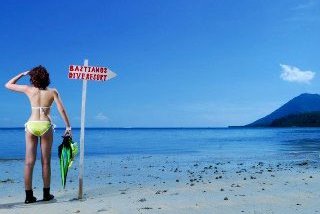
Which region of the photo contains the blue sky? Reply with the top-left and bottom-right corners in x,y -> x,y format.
1,0 -> 320,127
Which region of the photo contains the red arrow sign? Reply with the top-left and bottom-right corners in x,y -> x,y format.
68,65 -> 117,81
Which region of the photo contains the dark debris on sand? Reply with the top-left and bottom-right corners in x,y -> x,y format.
138,198 -> 147,202
0,178 -> 14,183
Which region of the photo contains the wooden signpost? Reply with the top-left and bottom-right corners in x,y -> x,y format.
68,59 -> 117,199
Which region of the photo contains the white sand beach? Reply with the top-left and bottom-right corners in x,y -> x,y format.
0,155 -> 319,214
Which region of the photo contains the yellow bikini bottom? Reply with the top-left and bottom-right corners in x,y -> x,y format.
25,121 -> 53,137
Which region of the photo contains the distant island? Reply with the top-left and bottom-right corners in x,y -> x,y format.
244,93 -> 320,127
270,111 -> 320,127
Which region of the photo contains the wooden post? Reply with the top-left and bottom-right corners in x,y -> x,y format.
78,59 -> 88,199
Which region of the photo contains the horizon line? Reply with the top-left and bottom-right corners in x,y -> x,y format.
0,126 -> 230,129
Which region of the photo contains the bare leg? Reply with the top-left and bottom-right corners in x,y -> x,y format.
24,131 -> 38,190
40,128 -> 53,188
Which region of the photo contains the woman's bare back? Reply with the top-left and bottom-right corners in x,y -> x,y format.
27,87 -> 55,121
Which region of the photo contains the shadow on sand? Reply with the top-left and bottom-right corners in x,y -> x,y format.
0,199 -> 57,209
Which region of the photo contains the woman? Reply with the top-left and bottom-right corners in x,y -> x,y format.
5,65 -> 72,204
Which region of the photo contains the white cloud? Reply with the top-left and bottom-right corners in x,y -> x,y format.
280,64 -> 315,84
285,1 -> 319,23
292,1 -> 316,10
95,112 -> 109,121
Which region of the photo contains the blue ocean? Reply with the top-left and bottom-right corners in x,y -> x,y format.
1,128 -> 320,162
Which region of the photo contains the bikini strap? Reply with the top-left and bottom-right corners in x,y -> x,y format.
31,106 -> 51,109
31,106 -> 51,114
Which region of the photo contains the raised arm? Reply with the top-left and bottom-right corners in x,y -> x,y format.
53,89 -> 72,136
5,71 -> 30,93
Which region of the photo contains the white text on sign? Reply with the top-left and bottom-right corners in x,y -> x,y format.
68,65 -> 111,81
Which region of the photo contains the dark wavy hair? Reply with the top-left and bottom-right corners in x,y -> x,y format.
29,65 -> 50,89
